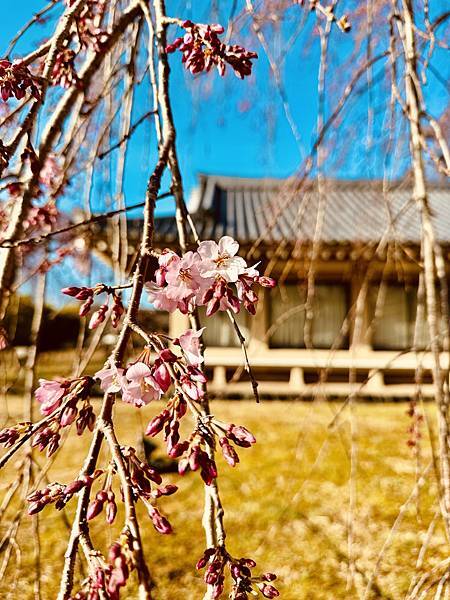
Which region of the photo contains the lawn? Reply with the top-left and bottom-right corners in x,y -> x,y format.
0,395 -> 447,600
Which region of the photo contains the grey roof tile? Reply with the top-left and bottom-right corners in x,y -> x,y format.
152,175 -> 450,245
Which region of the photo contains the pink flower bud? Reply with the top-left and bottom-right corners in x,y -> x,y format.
159,348 -> 177,363
28,501 -> 45,515
152,362 -> 171,392
261,584 -> 280,598
96,490 -> 108,502
206,297 -> 220,317
64,480 -> 85,496
156,484 -> 178,496
87,498 -> 104,520
258,276 -> 276,288
178,457 -> 189,476
61,286 -> 81,297
60,406 -> 77,427
226,424 -> 256,447
145,410 -> 170,437
168,440 -> 189,458
149,507 -> 173,534
106,500 -> 117,524
79,296 -> 93,317
219,437 -> 239,467
196,548 -> 215,570
89,304 -> 108,329
74,288 -> 93,300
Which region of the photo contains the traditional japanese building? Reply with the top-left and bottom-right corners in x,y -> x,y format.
100,175 -> 450,398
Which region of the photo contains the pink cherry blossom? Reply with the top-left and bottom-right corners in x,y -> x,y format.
35,379 -> 67,415
145,281 -> 179,313
178,328 -> 205,366
197,236 -> 247,282
165,251 -> 208,302
121,362 -> 162,407
94,365 -> 124,393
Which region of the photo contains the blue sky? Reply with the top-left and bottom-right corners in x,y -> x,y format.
3,1 -> 448,216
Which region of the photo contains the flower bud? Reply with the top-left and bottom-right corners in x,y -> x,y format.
79,296 -> 93,317
168,441 -> 189,458
74,287 -> 93,300
89,303 -> 108,330
159,348 -> 177,363
87,498 -> 104,521
149,506 -> 173,535
206,297 -> 220,317
61,286 -> 82,297
60,405 -> 77,427
219,437 -> 239,467
145,411 -> 170,437
64,479 -> 85,496
106,500 -> 117,524
226,424 -> 256,447
28,501 -> 45,515
261,584 -> 280,598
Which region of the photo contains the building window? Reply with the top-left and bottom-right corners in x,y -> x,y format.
199,307 -> 250,348
369,284 -> 430,350
269,283 -> 348,349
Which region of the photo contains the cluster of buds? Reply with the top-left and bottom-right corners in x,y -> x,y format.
177,434 -> 218,485
62,283 -> 124,329
27,470 -> 102,515
21,377 -> 96,457
67,0 -> 108,51
206,421 -> 256,471
123,446 -> 175,534
147,394 -> 218,485
71,533 -> 135,600
87,488 -> 117,524
51,47 -> 79,88
197,547 -> 279,599
32,423 -> 61,456
146,393 -> 187,449
146,236 -> 275,317
0,59 -> 41,101
166,21 -> 258,79
0,421 -> 32,448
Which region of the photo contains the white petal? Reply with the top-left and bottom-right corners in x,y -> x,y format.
218,236 -> 239,256
197,240 -> 219,260
126,362 -> 152,381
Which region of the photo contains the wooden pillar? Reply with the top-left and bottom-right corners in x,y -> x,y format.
350,266 -> 372,350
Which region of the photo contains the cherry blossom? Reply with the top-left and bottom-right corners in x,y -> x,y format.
146,281 -> 180,313
35,379 -> 68,415
121,362 -> 162,406
197,236 -> 247,282
165,251 -> 207,302
177,328 -> 205,366
94,365 -> 124,393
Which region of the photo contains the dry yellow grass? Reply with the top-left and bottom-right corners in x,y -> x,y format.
0,397 -> 446,599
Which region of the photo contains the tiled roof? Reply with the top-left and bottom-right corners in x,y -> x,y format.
150,175 -> 450,246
